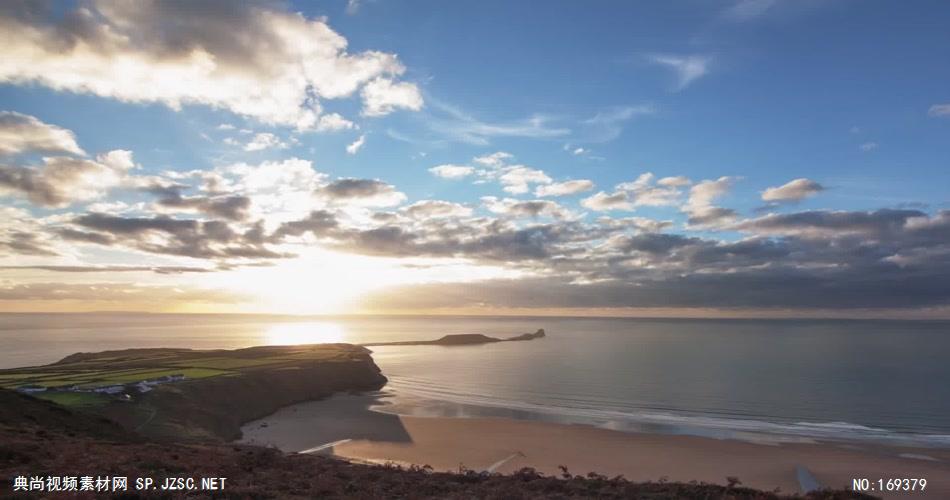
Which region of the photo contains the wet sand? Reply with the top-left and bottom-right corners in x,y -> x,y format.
239,394 -> 950,499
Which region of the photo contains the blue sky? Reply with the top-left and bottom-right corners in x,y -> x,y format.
0,0 -> 949,316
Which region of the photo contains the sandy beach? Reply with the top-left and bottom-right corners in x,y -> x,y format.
239,394 -> 950,499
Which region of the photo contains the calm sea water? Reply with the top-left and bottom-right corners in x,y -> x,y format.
2,313 -> 949,447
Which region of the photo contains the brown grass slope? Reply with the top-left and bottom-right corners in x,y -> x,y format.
0,388 -> 877,500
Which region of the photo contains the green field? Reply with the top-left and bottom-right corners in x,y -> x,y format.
33,391 -> 110,408
0,344 -> 355,395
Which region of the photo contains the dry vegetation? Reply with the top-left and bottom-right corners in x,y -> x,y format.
0,389 -> 878,499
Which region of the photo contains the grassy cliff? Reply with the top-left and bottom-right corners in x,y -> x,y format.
0,344 -> 387,441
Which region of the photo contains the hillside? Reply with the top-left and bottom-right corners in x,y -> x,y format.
0,344 -> 387,441
0,388 -> 875,499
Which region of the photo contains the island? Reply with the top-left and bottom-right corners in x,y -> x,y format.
362,328 -> 546,347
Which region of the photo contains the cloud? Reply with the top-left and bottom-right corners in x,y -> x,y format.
440,152 -> 559,195
0,282 -> 245,305
498,166 -> 552,194
361,78 -> 424,117
733,208 -> 927,238
0,207 -> 62,256
535,179 -> 595,197
0,111 -> 85,157
244,133 -> 288,152
723,0 -> 779,21
429,164 -> 475,179
64,212 -> 285,261
473,152 -> 514,168
859,141 -> 878,152
356,209 -> 950,312
684,176 -> 737,227
581,191 -> 633,211
0,150 -> 136,208
316,178 -> 407,207
0,1 -> 421,129
425,101 -> 569,145
580,173 -> 690,212
152,191 -> 252,221
482,197 -> 574,220
0,265 -> 211,274
580,105 -> 655,142
927,104 -> 950,117
346,134 -> 366,154
403,200 -> 472,219
761,178 -> 825,202
314,113 -> 356,132
649,54 -> 712,90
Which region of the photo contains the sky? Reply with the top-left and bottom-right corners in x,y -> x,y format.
0,0 -> 949,317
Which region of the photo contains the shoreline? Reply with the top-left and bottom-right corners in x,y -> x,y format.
239,393 -> 950,499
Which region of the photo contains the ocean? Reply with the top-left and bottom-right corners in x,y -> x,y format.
2,313 -> 948,447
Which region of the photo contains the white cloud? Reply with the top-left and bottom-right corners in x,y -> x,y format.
581,191 -> 633,211
684,177 -> 738,227
0,111 -> 85,157
582,173 -> 690,212
346,135 -> 366,154
314,113 -> 356,132
429,164 -> 475,179
244,133 -> 289,152
498,166 -> 552,194
361,78 -> 424,117
761,178 -> 825,202
217,123 -> 236,131
618,173 -> 688,207
0,2 -> 420,129
426,101 -> 569,145
473,151 -> 514,168
225,158 -> 325,194
657,176 -> 691,187
572,147 -> 587,156
929,104 -> 950,117
403,200 -> 472,219
0,150 -> 136,208
580,105 -> 655,142
535,179 -> 595,197
859,142 -> 878,152
649,54 -> 712,91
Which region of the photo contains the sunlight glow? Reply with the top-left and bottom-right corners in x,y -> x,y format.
264,322 -> 346,345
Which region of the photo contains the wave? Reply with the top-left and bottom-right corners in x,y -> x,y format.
380,376 -> 950,448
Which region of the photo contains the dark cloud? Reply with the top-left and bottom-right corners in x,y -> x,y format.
0,265 -> 211,274
157,193 -> 252,221
361,261 -> 950,311
0,282 -> 245,304
320,178 -> 387,198
272,210 -> 339,239
340,208 -> 950,311
67,213 -> 287,260
0,154 -> 131,207
686,207 -> 737,227
0,231 -> 58,256
734,209 -> 926,237
316,178 -> 405,206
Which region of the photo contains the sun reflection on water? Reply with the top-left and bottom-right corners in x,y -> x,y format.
264,322 -> 346,345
